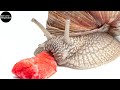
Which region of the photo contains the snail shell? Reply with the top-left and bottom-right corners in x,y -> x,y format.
32,11 -> 120,70
46,11 -> 120,36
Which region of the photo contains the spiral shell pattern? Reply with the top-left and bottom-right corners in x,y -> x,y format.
46,11 -> 120,36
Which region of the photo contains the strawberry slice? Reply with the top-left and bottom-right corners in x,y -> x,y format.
36,52 -> 57,71
12,51 -> 57,79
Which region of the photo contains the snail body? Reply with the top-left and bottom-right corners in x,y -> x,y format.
32,11 -> 120,70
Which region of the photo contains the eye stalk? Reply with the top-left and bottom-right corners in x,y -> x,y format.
63,19 -> 71,45
32,18 -> 71,44
31,18 -> 53,40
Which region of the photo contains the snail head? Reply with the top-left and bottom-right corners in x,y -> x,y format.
31,18 -> 84,65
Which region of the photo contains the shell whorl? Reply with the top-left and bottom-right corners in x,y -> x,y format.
46,11 -> 120,36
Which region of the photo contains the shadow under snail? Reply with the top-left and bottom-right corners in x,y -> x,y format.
31,11 -> 120,70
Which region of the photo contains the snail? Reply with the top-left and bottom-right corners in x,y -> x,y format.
31,11 -> 120,70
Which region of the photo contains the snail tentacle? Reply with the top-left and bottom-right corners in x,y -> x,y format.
63,19 -> 71,45
31,18 -> 52,40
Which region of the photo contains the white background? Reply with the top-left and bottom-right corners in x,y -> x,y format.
0,11 -> 120,79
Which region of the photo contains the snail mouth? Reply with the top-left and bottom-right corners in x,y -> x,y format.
47,50 -> 54,58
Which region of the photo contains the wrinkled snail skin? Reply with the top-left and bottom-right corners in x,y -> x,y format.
32,11 -> 120,70
34,32 -> 120,69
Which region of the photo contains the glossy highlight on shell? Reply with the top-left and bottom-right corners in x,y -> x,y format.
32,11 -> 120,70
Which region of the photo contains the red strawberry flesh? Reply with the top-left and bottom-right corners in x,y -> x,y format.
12,51 -> 57,79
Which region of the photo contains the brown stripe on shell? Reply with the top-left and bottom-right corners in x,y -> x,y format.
47,11 -> 98,31
89,11 -> 120,25
46,11 -> 120,36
